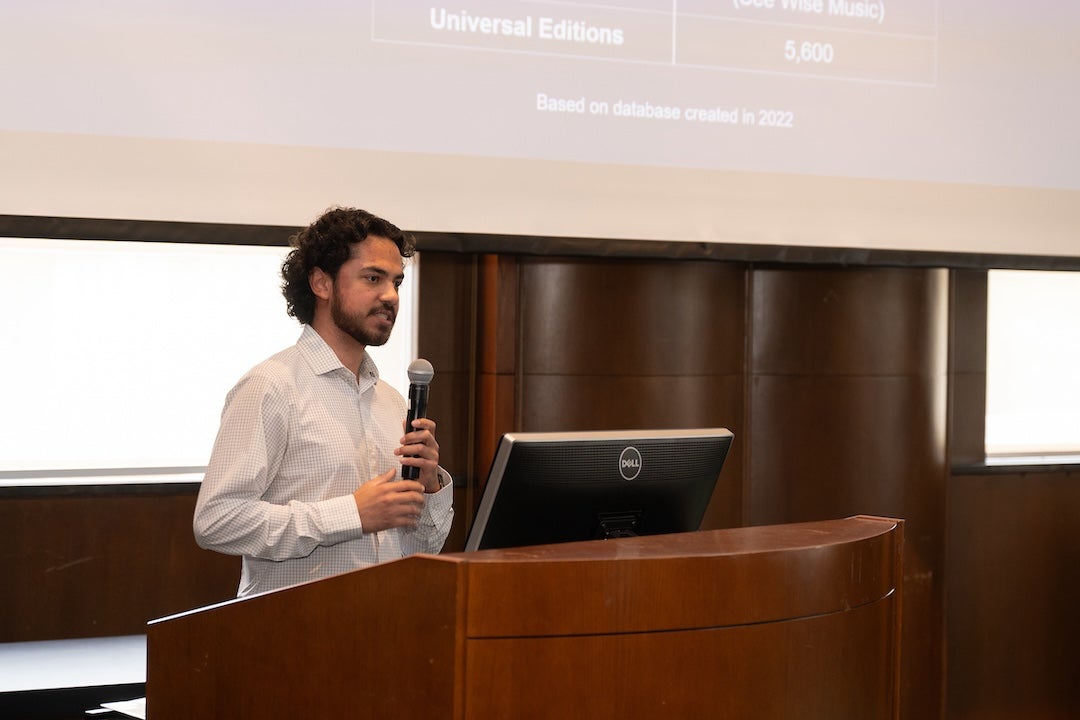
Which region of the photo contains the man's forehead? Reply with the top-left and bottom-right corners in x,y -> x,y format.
349,236 -> 404,267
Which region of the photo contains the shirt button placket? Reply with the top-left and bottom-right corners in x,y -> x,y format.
355,379 -> 383,559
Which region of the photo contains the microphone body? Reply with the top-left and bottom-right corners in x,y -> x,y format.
402,359 -> 434,480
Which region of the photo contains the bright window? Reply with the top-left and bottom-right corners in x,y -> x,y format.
0,237 -> 417,485
985,270 -> 1080,459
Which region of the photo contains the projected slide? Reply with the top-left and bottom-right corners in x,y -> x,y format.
416,0 -> 933,86
366,0 -> 953,180
1,0 -> 1077,256
0,0 -> 1068,185
379,1 -> 937,110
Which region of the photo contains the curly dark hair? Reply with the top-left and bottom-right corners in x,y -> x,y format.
281,207 -> 416,324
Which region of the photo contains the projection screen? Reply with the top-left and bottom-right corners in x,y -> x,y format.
1,0 -> 1078,258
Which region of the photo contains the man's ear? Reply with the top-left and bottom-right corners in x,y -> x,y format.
309,267 -> 333,302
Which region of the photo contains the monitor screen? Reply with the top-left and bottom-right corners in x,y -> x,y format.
464,428 -> 734,552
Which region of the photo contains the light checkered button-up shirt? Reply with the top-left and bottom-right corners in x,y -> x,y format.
194,324 -> 454,597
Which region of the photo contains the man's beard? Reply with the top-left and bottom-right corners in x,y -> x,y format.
330,290 -> 394,347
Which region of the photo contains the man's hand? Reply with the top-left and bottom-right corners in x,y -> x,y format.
352,469 -> 425,533
395,417 -> 442,493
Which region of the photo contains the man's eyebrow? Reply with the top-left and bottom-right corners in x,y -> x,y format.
360,265 -> 405,280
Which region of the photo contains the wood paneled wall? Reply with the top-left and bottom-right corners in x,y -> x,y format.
748,266 -> 949,720
947,469 -> 1080,720
0,487 -> 237,642
414,251 -> 479,552
472,256 -> 748,531
4,251 -> 1077,720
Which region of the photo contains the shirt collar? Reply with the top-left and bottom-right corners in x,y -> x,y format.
297,324 -> 381,385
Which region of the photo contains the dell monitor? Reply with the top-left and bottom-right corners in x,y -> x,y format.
464,428 -> 734,552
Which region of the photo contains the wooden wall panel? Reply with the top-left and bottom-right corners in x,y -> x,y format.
518,258 -> 745,376
0,488 -> 238,642
748,266 -> 949,720
513,257 -> 747,530
472,254 -> 520,518
749,375 -> 945,522
416,251 -> 476,474
949,269 -> 988,465
947,470 -> 1080,720
520,375 -> 743,431
751,266 -> 947,376
416,251 -> 479,552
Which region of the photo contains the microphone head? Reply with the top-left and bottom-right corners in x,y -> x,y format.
407,358 -> 434,385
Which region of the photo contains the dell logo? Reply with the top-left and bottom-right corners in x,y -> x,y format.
619,446 -> 642,480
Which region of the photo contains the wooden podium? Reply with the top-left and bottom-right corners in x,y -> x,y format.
147,515 -> 902,719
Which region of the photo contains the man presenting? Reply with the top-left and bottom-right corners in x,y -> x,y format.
194,206 -> 453,597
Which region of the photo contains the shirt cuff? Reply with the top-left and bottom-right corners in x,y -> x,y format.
318,493 -> 365,542
422,471 -> 453,517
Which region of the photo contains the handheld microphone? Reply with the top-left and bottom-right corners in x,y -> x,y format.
402,358 -> 434,480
